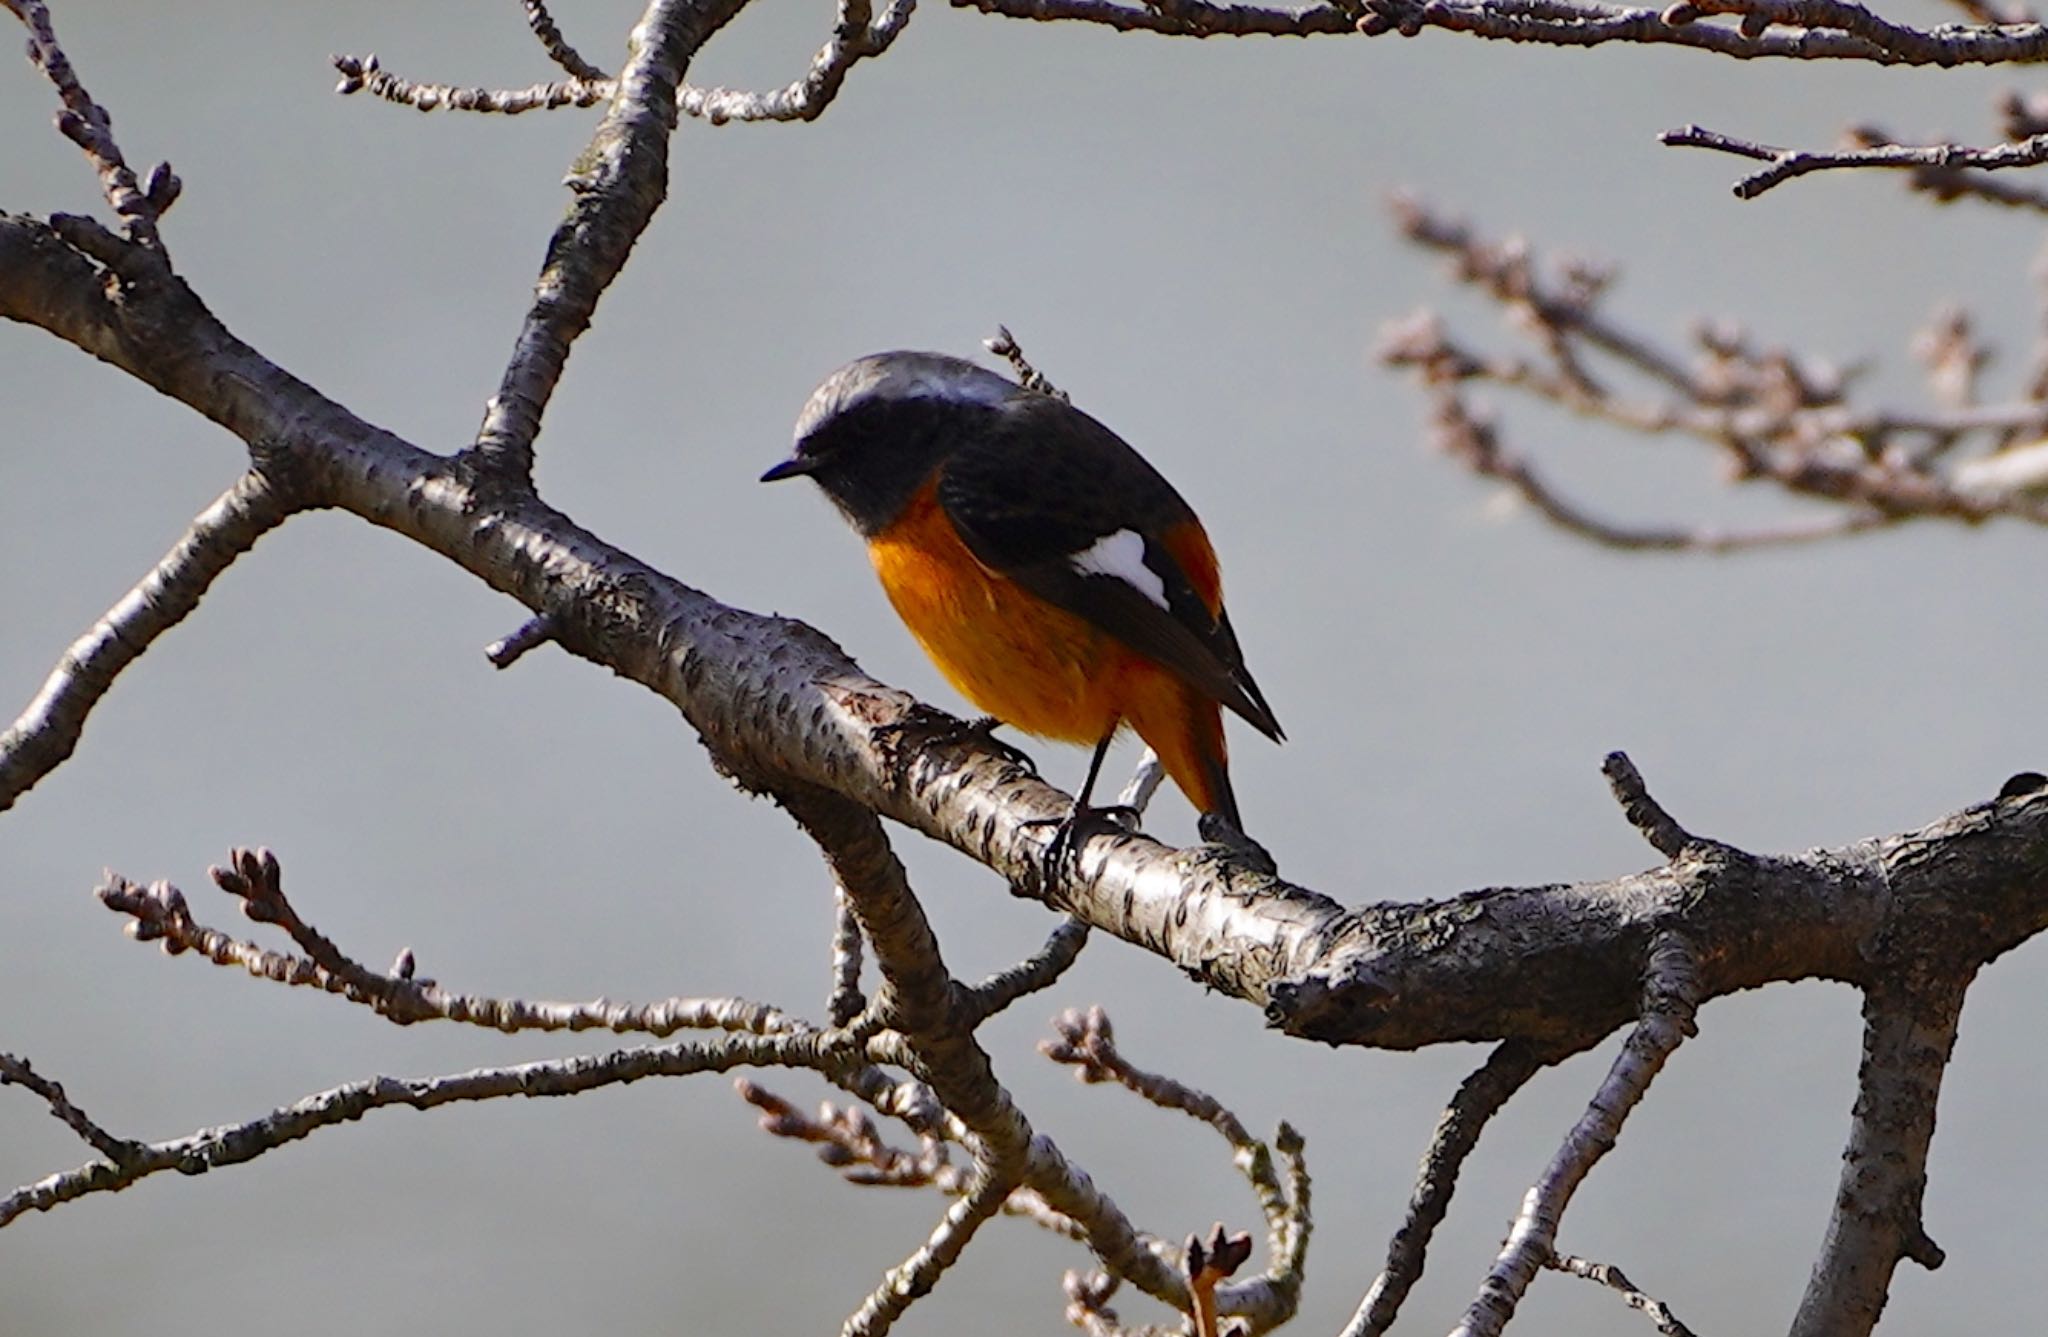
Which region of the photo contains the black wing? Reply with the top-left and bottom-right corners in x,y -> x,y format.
936,394 -> 1283,741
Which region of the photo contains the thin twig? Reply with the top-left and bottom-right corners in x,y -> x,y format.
0,1054 -> 143,1166
1418,383 -> 1897,552
1043,1007 -> 1255,1140
986,325 -> 1074,401
1041,1006 -> 1313,1324
738,1080 -> 1088,1236
3,1028 -> 860,1229
1386,198 -> 2048,554
845,1150 -> 1021,1336
1790,969 -> 1966,1334
524,0 -> 612,80
1546,1253 -> 1701,1337
1340,1041 -> 1550,1337
331,54 -> 612,114
1848,122 -> 2048,215
1064,1270 -> 1178,1336
678,0 -> 917,123
1453,934 -> 1704,1337
6,0 -> 173,248
960,918 -> 1090,1023
1663,122 -> 2048,200
99,863 -> 801,1036
1391,194 -> 1701,401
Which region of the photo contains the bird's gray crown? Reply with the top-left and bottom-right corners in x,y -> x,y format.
793,351 -> 1020,443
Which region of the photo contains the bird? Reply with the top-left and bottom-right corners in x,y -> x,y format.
761,350 -> 1282,853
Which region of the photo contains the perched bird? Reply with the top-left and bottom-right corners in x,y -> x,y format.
762,350 -> 1282,846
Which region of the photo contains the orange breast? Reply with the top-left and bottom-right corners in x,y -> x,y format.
869,483 -> 1124,743
866,482 -> 1231,816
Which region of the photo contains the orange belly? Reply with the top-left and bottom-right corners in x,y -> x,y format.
868,483 -> 1228,813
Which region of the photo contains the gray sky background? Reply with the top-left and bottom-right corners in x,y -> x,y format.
3,2 -> 2044,1334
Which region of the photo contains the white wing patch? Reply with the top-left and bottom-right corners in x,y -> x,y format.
1070,529 -> 1169,610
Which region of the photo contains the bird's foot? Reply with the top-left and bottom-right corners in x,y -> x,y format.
1196,811 -> 1279,876
1025,802 -> 1143,883
952,715 -> 1038,775
875,706 -> 1038,778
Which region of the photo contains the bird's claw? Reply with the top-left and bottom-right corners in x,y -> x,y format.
1025,803 -> 1143,883
874,707 -> 1038,778
955,715 -> 1039,775
1196,811 -> 1278,875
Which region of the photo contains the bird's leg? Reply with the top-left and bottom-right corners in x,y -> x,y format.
1026,732 -> 1143,878
1071,733 -> 1144,830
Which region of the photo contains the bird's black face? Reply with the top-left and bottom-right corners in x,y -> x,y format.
763,393 -> 1000,538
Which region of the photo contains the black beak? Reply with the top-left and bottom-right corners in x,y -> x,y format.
760,456 -> 819,483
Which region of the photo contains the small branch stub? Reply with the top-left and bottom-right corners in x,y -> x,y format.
486,612 -> 560,668
1603,751 -> 1697,859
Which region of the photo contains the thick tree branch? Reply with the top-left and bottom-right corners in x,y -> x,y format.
10,203 -> 2048,1065
781,794 -> 1286,1331
7,4 -> 2048,1330
0,470 -> 295,813
955,0 -> 1355,37
1791,963 -> 1970,1333
830,886 -> 871,1027
1356,0 -> 2048,61
459,0 -> 751,487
